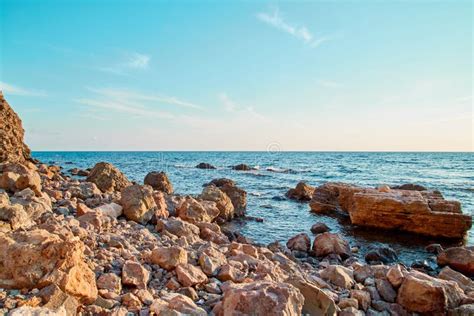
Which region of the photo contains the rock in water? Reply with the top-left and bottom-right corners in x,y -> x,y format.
195,162 -> 216,169
0,93 -> 31,163
286,181 -> 315,201
86,162 -> 131,192
232,164 -> 252,171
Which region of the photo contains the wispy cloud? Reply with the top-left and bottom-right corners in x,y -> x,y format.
218,93 -> 265,120
0,81 -> 48,97
257,7 -> 328,47
99,52 -> 151,75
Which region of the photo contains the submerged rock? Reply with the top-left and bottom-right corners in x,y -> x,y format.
195,162 -> 216,170
232,164 -> 252,171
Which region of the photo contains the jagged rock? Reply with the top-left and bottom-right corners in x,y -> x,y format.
86,162 -> 131,193
397,270 -> 465,313
0,163 -> 42,196
150,294 -> 207,315
350,289 -> 371,311
438,246 -> 474,277
365,245 -> 398,264
320,265 -> 355,289
150,246 -> 188,271
93,202 -> 122,218
122,260 -> 149,289
439,266 -> 474,292
0,93 -> 31,163
96,273 -> 122,294
213,281 -> 304,316
0,229 -> 97,304
68,182 -> 101,200
9,188 -> 52,221
195,162 -> 216,170
386,264 -> 405,288
176,196 -> 220,223
198,245 -> 227,276
286,181 -> 315,201
0,192 -> 32,230
287,277 -> 337,315
209,178 -> 247,217
287,233 -> 311,252
375,278 -> 397,303
120,184 -> 156,224
309,182 -> 472,238
200,185 -> 234,220
156,217 -> 200,240
152,191 -> 169,219
175,263 -> 208,287
144,171 -> 173,194
312,232 -> 351,258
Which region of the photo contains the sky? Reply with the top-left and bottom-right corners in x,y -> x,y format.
0,0 -> 472,151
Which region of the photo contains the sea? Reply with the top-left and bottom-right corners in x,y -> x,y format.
32,151 -> 474,266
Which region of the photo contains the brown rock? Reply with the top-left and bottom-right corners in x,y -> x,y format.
312,232 -> 351,258
150,246 -> 188,270
320,265 -> 355,289
286,181 -> 315,201
439,266 -> 474,292
0,229 -> 97,304
175,263 -> 208,287
86,162 -> 131,193
152,191 -> 169,219
209,178 -> 247,217
156,217 -> 200,239
144,171 -> 173,194
120,184 -> 156,224
97,273 -> 122,294
176,196 -> 220,223
0,163 -> 42,196
198,246 -> 227,276
310,222 -> 330,234
122,260 -> 149,289
200,185 -> 234,220
93,202 -> 123,218
286,233 -> 311,252
438,246 -> 474,277
213,281 -> 304,316
0,93 -> 31,163
150,294 -> 207,315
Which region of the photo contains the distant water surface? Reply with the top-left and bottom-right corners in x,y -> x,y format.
33,151 -> 474,265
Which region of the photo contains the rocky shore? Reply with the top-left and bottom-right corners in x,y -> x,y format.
1,92 -> 474,316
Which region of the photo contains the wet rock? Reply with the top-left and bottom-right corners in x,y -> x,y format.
310,222 -> 330,234
200,185 -> 234,220
175,263 -> 208,287
312,232 -> 351,259
286,233 -> 311,252
391,183 -> 427,191
0,94 -> 31,163
176,196 -> 220,223
232,164 -> 252,171
120,184 -> 156,224
196,162 -> 216,170
86,162 -> 131,193
286,181 -> 315,201
438,246 -> 474,277
213,281 -> 304,316
150,246 -> 188,271
144,171 -> 173,194
425,243 -> 444,254
0,229 -> 97,304
122,260 -> 150,289
365,245 -> 398,264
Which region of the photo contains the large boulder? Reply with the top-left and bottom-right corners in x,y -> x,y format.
309,182 -> 472,239
9,188 -> 52,221
286,181 -> 315,201
312,232 -> 351,258
0,191 -> 33,230
0,229 -> 97,304
396,270 -> 465,313
200,185 -> 234,220
0,93 -> 31,163
120,184 -> 157,224
150,246 -> 188,271
144,171 -> 173,194
0,163 -> 42,196
213,281 -> 304,316
86,162 -> 131,193
208,178 -> 247,217
156,217 -> 200,240
437,246 -> 474,277
286,233 -> 311,252
176,196 -> 220,223
150,294 -> 207,316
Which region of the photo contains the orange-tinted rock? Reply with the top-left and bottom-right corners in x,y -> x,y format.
144,171 -> 173,194
150,246 -> 188,271
150,294 -> 207,315
120,184 -> 156,224
209,178 -> 247,217
0,93 -> 31,163
287,233 -> 311,252
122,260 -> 149,289
312,232 -> 351,258
286,181 -> 315,201
0,163 -> 42,196
152,191 -> 169,219
176,196 -> 220,223
437,246 -> 474,277
175,263 -> 208,287
86,162 -> 131,193
200,185 -> 234,220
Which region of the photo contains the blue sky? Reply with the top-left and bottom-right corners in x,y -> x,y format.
0,0 -> 472,151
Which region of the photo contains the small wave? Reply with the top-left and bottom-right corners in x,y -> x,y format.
173,164 -> 191,168
250,192 -> 262,196
266,167 -> 295,173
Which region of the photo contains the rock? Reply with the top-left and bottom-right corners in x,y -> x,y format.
8,306 -> 67,316
176,196 -> 220,223
152,191 -> 169,219
232,164 -> 252,171
209,178 -> 247,217
386,264 -> 405,288
97,273 -> 122,294
426,243 -> 444,254
438,247 -> 474,276
144,171 -> 173,194
200,185 -> 234,220
397,271 -> 465,313
391,183 -> 427,191
0,229 -> 97,304
68,182 -> 101,200
77,211 -> 114,231
93,202 -> 122,218
121,292 -> 142,311
312,232 -> 351,258
287,277 -> 337,315
175,263 -> 208,287
150,246 -> 188,271
120,184 -> 157,224
365,245 -> 398,264
0,192 -> 32,230
39,284 -> 79,315
156,217 -> 200,239
195,162 -> 216,170
310,222 -> 330,234
213,281 -> 304,316
286,181 -> 315,201
122,260 -> 150,289
320,265 -> 355,289
439,266 -> 474,292
217,264 -> 245,282
86,162 -> 131,193
10,188 -> 52,220
449,304 -> 474,315
375,278 -> 397,303
309,182 -> 472,238
150,294 -> 207,316
286,233 -> 311,252
0,163 -> 42,196
339,297 -> 359,309
351,289 -> 371,311
0,93 -> 31,163
198,246 -> 227,276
